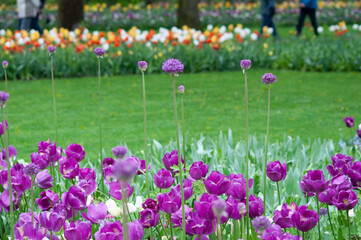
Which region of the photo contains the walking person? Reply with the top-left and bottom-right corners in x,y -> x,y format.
17,0 -> 41,31
260,0 -> 278,37
296,0 -> 319,36
31,0 -> 45,35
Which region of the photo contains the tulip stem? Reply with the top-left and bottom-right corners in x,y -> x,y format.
302,232 -> 305,240
50,55 -> 58,142
158,213 -> 170,238
168,214 -> 174,240
315,193 -> 322,240
4,68 -> 9,145
276,182 -> 281,206
141,71 -> 150,199
121,180 -> 128,240
171,74 -> 186,240
326,204 -> 336,239
2,107 -> 13,240
97,58 -> 103,162
31,176 -> 35,222
347,210 -> 351,240
263,85 -> 271,211
243,69 -> 250,240
181,94 -> 186,165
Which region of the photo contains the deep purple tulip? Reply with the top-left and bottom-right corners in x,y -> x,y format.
53,203 -> 75,220
11,166 -> 32,193
109,181 -> 134,200
78,168 -> 97,195
112,156 -> 140,180
249,194 -> 265,219
14,218 -> 46,240
61,185 -> 87,210
343,116 -> 354,128
204,171 -> 231,196
140,209 -> 160,228
0,189 -> 21,212
138,61 -> 148,72
59,157 -> 79,179
300,180 -> 316,197
38,139 -> 62,163
194,193 -> 219,220
94,220 -> 123,240
39,211 -> 65,232
331,174 -> 352,191
327,154 -> 353,177
112,145 -> 127,158
81,202 -> 107,224
189,161 -> 209,180
154,168 -> 174,189
301,170 -> 329,193
291,205 -> 319,232
273,202 -> 298,229
35,190 -> 59,211
65,143 -> 86,162
262,224 -> 283,240
142,198 -> 159,212
135,156 -> 150,175
357,129 -> 361,138
332,189 -> 359,210
347,161 -> 361,188
162,150 -> 185,173
127,220 -> 144,240
186,212 -> 215,236
157,189 -> 182,214
64,220 -> 92,240
227,173 -> 253,200
266,161 -> 287,182
31,152 -> 50,170
173,179 -> 193,200
171,205 -> 192,228
35,170 -> 54,189
225,196 -> 242,220
318,186 -> 337,205
102,157 -> 115,184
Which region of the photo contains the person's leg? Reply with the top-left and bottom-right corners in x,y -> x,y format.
309,9 -> 319,36
31,15 -> 43,35
260,14 -> 269,35
296,8 -> 307,36
20,17 -> 32,31
268,8 -> 278,37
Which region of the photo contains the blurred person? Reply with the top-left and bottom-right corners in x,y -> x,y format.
17,0 -> 41,31
296,0 -> 319,36
260,0 -> 278,37
31,0 -> 45,35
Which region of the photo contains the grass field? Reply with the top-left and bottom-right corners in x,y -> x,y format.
5,69 -> 361,160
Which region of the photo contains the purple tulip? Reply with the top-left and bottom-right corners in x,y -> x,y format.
273,202 -> 298,228
64,220 -> 92,240
331,174 -> 352,191
39,211 -> 65,232
65,143 -> 86,162
185,211 -> 215,236
38,139 -> 62,163
138,61 -> 148,72
154,168 -> 174,189
227,173 -> 253,200
59,157 -> 79,179
0,189 -> 21,212
327,154 -> 353,177
127,220 -> 144,240
135,156 -> 150,175
343,116 -> 354,128
249,194 -> 265,219
225,196 -> 243,220
112,145 -> 127,158
162,150 -> 185,173
204,171 -> 231,196
300,180 -> 316,197
142,198 -> 159,212
195,235 -> 209,240
109,181 -> 134,200
102,157 -> 115,184
140,209 -> 160,228
61,185 -> 87,211
172,179 -> 193,200
347,161 -> 361,188
35,170 -> 54,189
81,202 -> 107,224
94,220 -> 123,239
291,205 -> 319,232
332,189 -> 359,210
171,205 -> 192,228
262,225 -> 283,239
157,189 -> 182,214
78,168 -> 97,195
11,165 -> 32,193
189,161 -> 209,180
357,129 -> 361,138
318,186 -> 337,205
300,170 -> 329,193
112,156 -> 140,180
194,193 -> 219,220
31,152 -> 50,170
35,190 -> 59,211
252,216 -> 272,236
266,161 -> 287,182
14,216 -> 47,240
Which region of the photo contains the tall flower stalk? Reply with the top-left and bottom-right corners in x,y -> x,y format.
0,91 -> 13,239
23,163 -> 39,222
261,73 -> 277,211
178,85 -> 186,161
121,180 -> 128,240
240,59 -> 251,240
2,61 -> 9,143
48,46 -> 58,142
162,58 -> 186,240
94,48 -> 105,161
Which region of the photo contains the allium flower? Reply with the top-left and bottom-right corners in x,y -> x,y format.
240,59 -> 251,70
194,193 -> 219,220
178,85 -> 185,94
262,73 -> 277,85
157,189 -> 182,214
162,58 -> 184,75
47,46 -> 56,54
2,61 -> 8,69
0,91 -> 9,107
94,220 -> 123,239
0,120 -> 8,137
94,47 -> 105,58
65,143 -> 86,162
327,154 -> 353,177
112,145 -> 127,158
266,161 -> 287,182
291,205 -> 319,232
252,216 -> 271,236
23,163 -> 40,176
81,202 -> 107,224
35,170 -> 54,189
138,61 -> 148,72
61,185 -> 88,211
343,116 -> 354,128
35,190 -> 59,211
332,189 -> 358,210
212,199 -> 227,218
112,156 -> 140,180
171,205 -> 193,228
249,194 -> 265,219
189,161 -> 209,180
162,150 -> 185,173
347,161 -> 361,187
59,157 -> 79,179
39,211 -> 65,232
154,168 -> 174,189
319,208 -> 328,216
203,171 -> 231,196
300,170 -> 329,193
64,220 -> 92,240
273,202 -> 298,228
140,209 -> 159,228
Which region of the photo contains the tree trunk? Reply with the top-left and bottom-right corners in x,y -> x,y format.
177,0 -> 201,29
145,0 -> 153,5
58,0 -> 84,30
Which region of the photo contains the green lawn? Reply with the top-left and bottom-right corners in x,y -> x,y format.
5,69 -> 361,161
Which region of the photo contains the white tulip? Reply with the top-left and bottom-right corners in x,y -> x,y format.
106,199 -> 121,217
